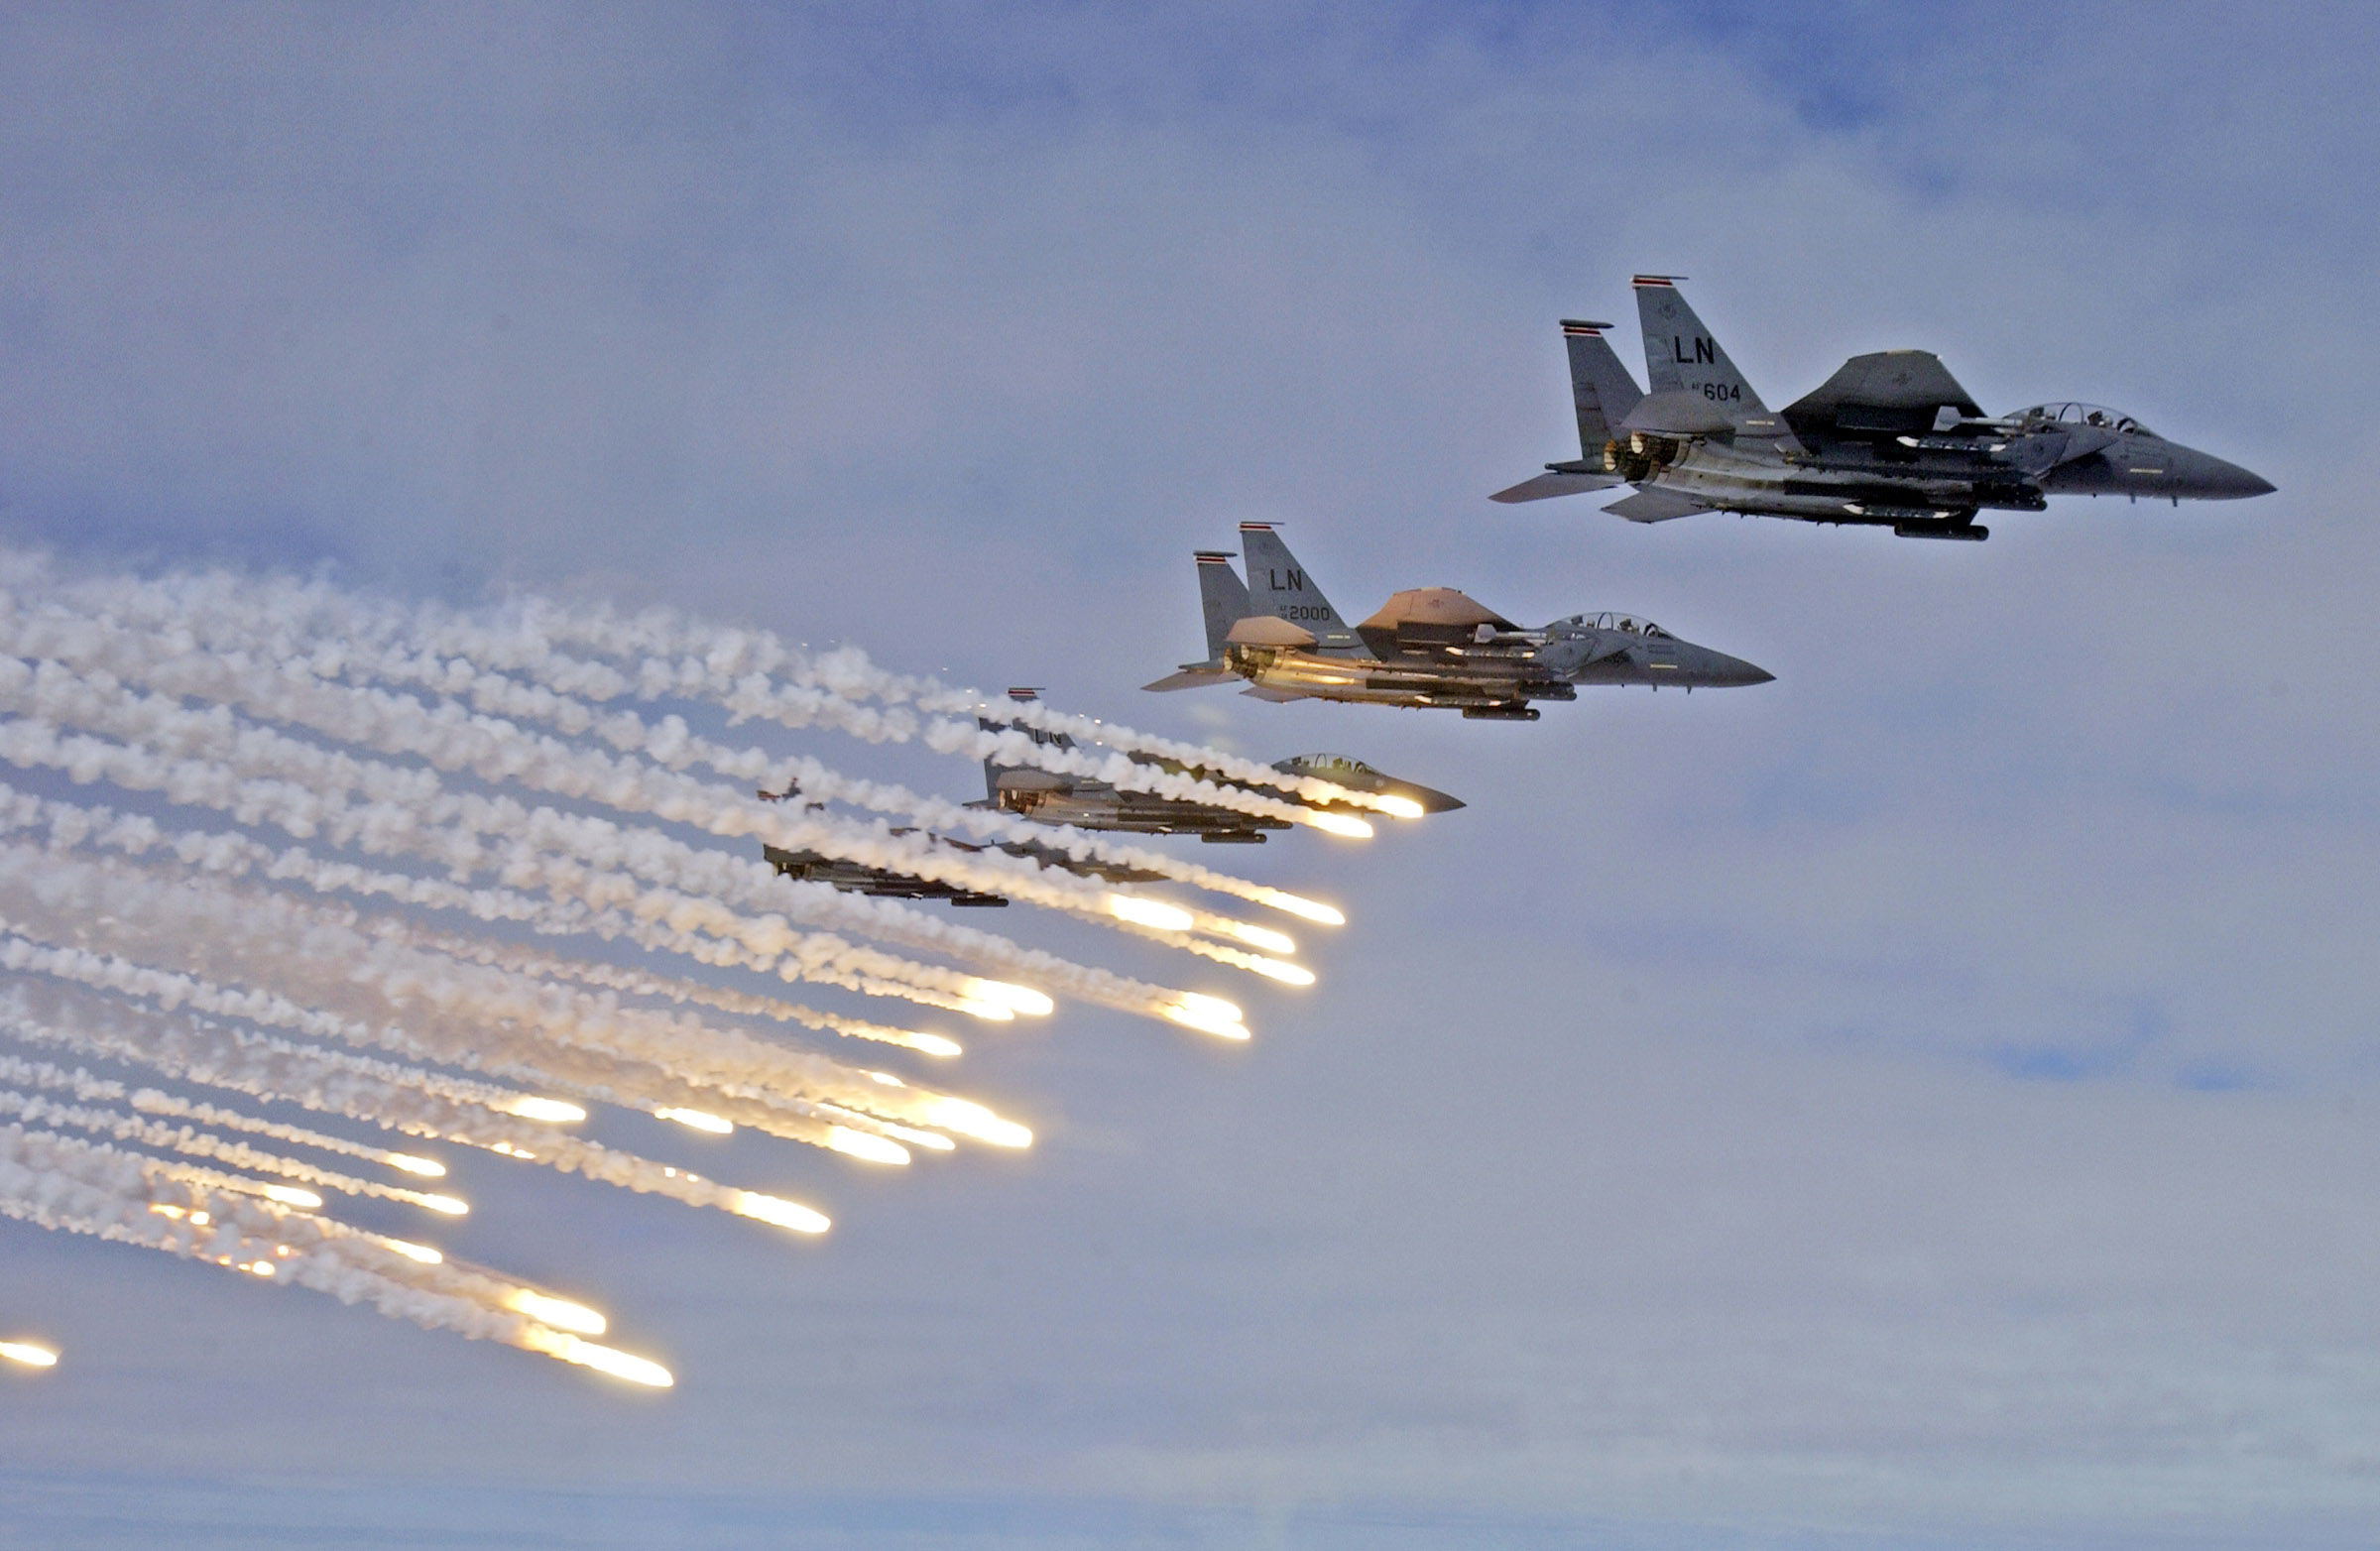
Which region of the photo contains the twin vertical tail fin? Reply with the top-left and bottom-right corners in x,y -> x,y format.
1561,320 -> 1645,454
1237,523 -> 1363,655
1632,275 -> 1769,414
1196,550 -> 1251,660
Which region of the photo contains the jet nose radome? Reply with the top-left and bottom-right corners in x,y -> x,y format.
1701,651 -> 1775,688
2174,446 -> 2277,500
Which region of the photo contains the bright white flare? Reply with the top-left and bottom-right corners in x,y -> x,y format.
729,1191 -> 831,1234
654,1107 -> 734,1135
826,1126 -> 911,1165
921,1098 -> 1033,1148
0,1341 -> 58,1368
1373,794 -> 1427,820
1163,994 -> 1252,1041
533,1332 -> 673,1389
1245,957 -> 1317,988
377,1238 -> 444,1265
505,1289 -> 608,1337
504,1096 -> 587,1125
1221,921 -> 1296,955
383,1153 -> 446,1177
261,1184 -> 322,1209
911,1033 -> 964,1057
1303,811 -> 1373,840
1107,895 -> 1196,933
1256,890 -> 1346,927
418,1194 -> 470,1217
961,979 -> 1055,1017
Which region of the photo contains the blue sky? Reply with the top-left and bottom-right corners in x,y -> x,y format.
1,3 -> 2376,1546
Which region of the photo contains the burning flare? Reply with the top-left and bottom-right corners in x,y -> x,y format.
1163,993 -> 1252,1041
0,1340 -> 58,1369
654,1107 -> 734,1136
826,1126 -> 910,1165
504,1289 -> 607,1337
503,1096 -> 587,1125
961,980 -> 1054,1017
519,1327 -> 673,1388
1302,811 -> 1373,840
729,1191 -> 832,1234
1253,889 -> 1346,927
1107,895 -> 1196,933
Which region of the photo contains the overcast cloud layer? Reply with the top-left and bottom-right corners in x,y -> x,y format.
1,4 -> 2376,1547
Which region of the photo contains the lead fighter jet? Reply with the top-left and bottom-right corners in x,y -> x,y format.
1492,277 -> 2274,539
974,688 -> 1462,840
1144,523 -> 1770,720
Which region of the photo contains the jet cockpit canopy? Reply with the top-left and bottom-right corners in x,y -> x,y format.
2013,403 -> 2155,437
1274,754 -> 1382,779
1566,612 -> 1673,639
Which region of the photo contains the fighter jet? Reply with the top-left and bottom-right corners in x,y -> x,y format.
759,783 -> 1167,908
763,843 -> 1012,906
973,688 -> 1463,841
1491,276 -> 2275,540
1143,523 -> 1771,720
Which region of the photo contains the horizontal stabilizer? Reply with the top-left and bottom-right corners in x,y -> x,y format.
1239,685 -> 1308,702
1489,470 -> 1622,504
1142,664 -> 1238,692
1603,488 -> 1713,524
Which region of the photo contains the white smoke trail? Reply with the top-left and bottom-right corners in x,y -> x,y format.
0,980 -> 837,1224
0,633 -> 1312,951
0,548 -> 1350,1376
0,569 -> 1371,897
419,591 -> 1395,815
0,673 -> 1243,1014
0,1123 -> 673,1382
0,1088 -> 464,1214
0,848 -> 1030,1149
0,1051 -> 445,1177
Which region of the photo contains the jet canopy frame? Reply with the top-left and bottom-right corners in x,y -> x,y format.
2012,403 -> 2156,437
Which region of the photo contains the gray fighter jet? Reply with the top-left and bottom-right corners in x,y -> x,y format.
1143,523 -> 1771,720
758,783 -> 1167,908
973,688 -> 1463,841
1492,276 -> 2275,540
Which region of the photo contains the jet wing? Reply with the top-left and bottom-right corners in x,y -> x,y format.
1142,663 -> 1239,692
1489,470 -> 1622,504
1783,350 -> 1983,438
1603,488 -> 1714,523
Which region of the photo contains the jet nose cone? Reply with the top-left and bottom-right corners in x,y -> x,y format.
2177,448 -> 2276,499
1703,653 -> 1774,687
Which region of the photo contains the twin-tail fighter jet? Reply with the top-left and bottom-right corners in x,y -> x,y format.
1492,276 -> 2274,540
1145,522 -> 1771,720
972,688 -> 1462,842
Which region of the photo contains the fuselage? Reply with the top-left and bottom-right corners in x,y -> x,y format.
1227,611 -> 1770,712
1604,402 -> 2272,532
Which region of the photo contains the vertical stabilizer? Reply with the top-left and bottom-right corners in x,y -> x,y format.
1632,276 -> 1769,413
1237,524 -> 1363,655
1196,551 -> 1251,660
1561,320 -> 1644,454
